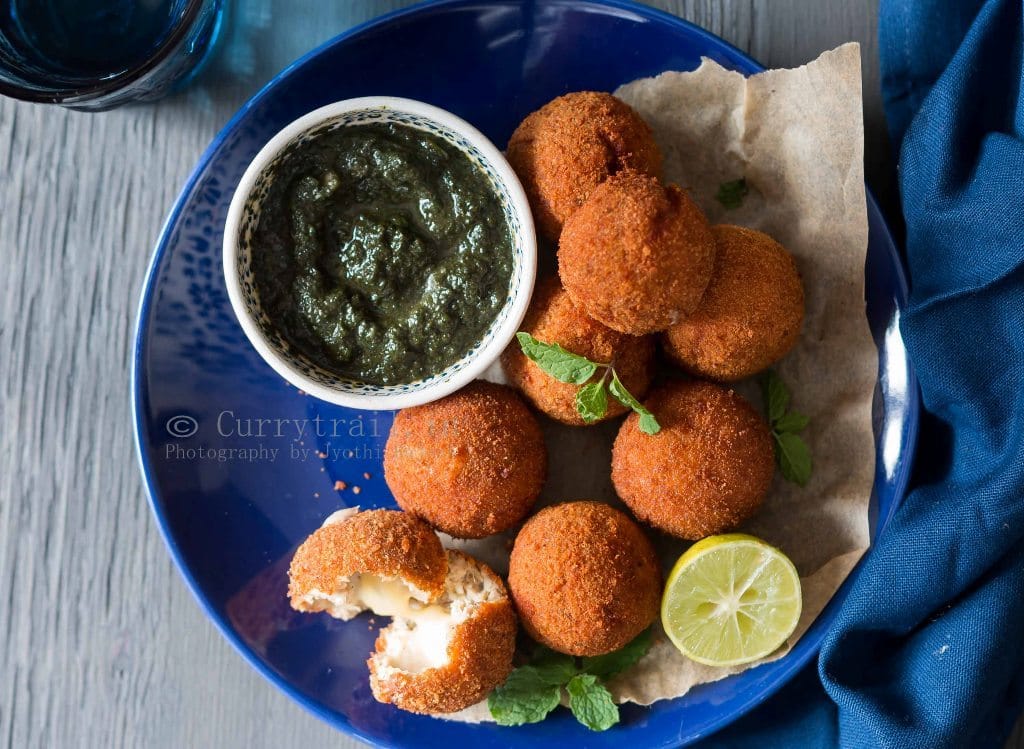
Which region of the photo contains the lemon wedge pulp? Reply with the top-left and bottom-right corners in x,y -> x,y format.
661,533 -> 802,667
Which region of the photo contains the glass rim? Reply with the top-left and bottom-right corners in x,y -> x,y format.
0,0 -> 207,104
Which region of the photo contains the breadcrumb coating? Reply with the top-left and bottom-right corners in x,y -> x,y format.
663,225 -> 805,381
368,550 -> 517,714
501,276 -> 655,425
559,172 -> 716,334
508,501 -> 660,656
384,382 -> 547,538
507,91 -> 662,242
287,509 -> 447,608
611,380 -> 774,540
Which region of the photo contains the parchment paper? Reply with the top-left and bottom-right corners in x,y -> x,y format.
444,43 -> 875,721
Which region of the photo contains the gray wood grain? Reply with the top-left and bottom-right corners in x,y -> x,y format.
0,1 -> 1015,748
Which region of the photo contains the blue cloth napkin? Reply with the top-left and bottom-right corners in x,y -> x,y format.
700,0 -> 1024,746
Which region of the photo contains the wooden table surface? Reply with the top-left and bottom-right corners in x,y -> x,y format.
1,1 -> 1019,747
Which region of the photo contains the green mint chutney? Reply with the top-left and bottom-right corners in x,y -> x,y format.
252,121 -> 514,386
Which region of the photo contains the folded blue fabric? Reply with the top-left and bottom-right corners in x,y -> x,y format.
701,0 -> 1024,746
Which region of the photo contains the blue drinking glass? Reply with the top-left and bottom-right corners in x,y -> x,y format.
0,0 -> 225,110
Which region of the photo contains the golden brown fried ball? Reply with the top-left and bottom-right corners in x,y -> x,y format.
662,225 -> 805,381
558,172 -> 716,335
506,91 -> 662,242
288,513 -> 517,715
500,276 -> 655,425
508,501 -> 661,656
288,508 -> 447,614
368,550 -> 517,714
384,381 -> 546,539
611,380 -> 774,540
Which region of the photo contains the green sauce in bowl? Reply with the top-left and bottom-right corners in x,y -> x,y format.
252,121 -> 514,386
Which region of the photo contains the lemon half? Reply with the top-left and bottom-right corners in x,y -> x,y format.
661,534 -> 802,667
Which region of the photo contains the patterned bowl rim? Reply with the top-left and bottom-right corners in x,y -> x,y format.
222,96 -> 537,410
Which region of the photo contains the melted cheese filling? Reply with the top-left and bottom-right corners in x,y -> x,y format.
354,575 -> 446,623
353,575 -> 452,672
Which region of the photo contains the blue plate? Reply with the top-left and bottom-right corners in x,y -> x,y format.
132,1 -> 920,746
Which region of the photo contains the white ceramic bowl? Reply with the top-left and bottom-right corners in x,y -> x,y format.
223,97 -> 537,410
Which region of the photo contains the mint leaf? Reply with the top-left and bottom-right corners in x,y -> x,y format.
490,636 -> 649,730
775,432 -> 812,487
761,370 -> 790,423
517,333 -> 658,432
516,332 -> 599,385
488,666 -> 562,726
715,178 -> 748,210
576,381 -> 609,423
581,628 -> 652,679
774,411 -> 809,434
637,412 -> 661,435
608,372 -> 661,434
566,674 -> 619,731
531,649 -> 578,686
761,370 -> 812,486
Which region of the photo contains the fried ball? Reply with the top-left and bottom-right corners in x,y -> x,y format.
384,381 -> 546,538
611,380 -> 774,540
507,91 -> 662,242
288,513 -> 516,714
500,276 -> 655,425
559,172 -> 716,335
508,501 -> 660,656
369,550 -> 517,714
662,225 -> 805,381
288,508 -> 447,616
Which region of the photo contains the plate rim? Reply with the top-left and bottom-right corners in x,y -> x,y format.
130,0 -> 921,746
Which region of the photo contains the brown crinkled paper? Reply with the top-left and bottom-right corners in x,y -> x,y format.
443,43 -> 873,722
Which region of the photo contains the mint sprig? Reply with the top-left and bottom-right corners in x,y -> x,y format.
581,627 -> 652,679
567,674 -> 619,731
487,629 -> 652,731
515,332 -> 597,384
516,333 -> 660,434
576,381 -> 608,424
608,372 -> 660,436
530,648 -> 578,686
760,370 -> 812,486
487,666 -> 562,725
